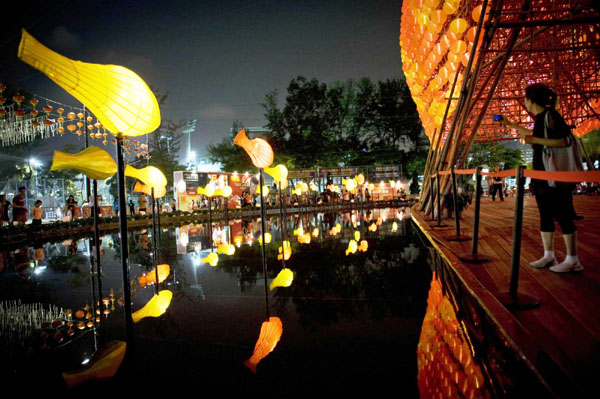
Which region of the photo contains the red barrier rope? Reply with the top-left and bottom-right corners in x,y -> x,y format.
523,169 -> 600,183
481,169 -> 518,178
454,168 -> 477,175
437,170 -> 451,176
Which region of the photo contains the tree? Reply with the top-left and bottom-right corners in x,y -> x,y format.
465,142 -> 524,170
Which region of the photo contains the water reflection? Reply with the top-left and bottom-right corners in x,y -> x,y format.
1,206 -> 431,395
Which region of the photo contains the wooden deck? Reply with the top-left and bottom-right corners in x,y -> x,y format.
411,194 -> 600,398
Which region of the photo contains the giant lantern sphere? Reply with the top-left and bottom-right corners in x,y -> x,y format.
18,29 -> 160,136
51,146 -> 117,180
233,128 -> 273,169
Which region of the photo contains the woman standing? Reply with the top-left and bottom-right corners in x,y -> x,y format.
66,194 -> 77,220
501,83 -> 583,273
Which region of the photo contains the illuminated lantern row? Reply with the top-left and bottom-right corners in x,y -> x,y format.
277,241 -> 292,261
400,0 -> 484,142
137,264 -> 170,288
417,275 -> 487,398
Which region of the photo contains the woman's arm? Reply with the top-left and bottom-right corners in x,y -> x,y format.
500,116 -> 532,135
523,135 -> 569,147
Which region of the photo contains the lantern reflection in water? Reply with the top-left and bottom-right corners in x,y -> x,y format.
269,268 -> 294,291
131,290 -> 173,323
137,264 -> 170,288
417,274 -> 488,399
244,317 -> 283,373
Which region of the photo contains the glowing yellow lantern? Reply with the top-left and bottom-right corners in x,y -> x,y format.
358,240 -> 368,252
217,244 -> 235,255
277,241 -> 292,261
131,290 -> 173,323
293,226 -> 304,236
392,222 -> 399,232
256,185 -> 270,197
18,29 -> 160,137
62,340 -> 127,389
137,264 -> 170,288
125,165 -> 167,188
214,186 -> 233,197
298,232 -> 311,244
312,228 -> 319,237
133,181 -> 166,199
335,223 -> 342,233
233,128 -> 273,169
270,268 -> 294,291
197,184 -> 216,197
354,231 -> 360,241
280,178 -> 289,190
243,317 -> 283,373
258,232 -> 272,244
202,252 -> 219,267
233,235 -> 244,246
345,240 -> 358,256
51,146 -> 117,180
369,223 -> 377,232
264,164 -> 288,184
449,18 -> 468,36
368,183 -> 375,191
356,174 -> 365,185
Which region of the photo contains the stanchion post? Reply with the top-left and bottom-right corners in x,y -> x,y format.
459,167 -> 491,263
428,175 -> 435,221
433,172 -> 448,228
497,165 -> 540,310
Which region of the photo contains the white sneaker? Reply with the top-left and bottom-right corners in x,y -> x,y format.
529,256 -> 557,268
549,260 -> 584,273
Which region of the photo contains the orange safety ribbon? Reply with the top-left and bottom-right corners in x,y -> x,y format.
482,169 -> 517,178
523,169 -> 600,183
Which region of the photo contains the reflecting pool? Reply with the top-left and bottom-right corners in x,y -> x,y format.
0,207 -> 492,396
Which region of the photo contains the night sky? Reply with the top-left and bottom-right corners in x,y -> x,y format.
1,0 -> 404,162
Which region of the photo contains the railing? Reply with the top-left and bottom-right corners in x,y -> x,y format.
425,166 -> 600,310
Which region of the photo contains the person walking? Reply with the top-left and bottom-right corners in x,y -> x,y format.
129,199 -> 135,215
501,83 -> 583,273
12,187 -> 28,225
489,165 -> 505,201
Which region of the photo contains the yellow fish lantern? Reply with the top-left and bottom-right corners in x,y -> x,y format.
197,183 -> 216,197
295,187 -> 302,196
376,216 -> 383,226
345,240 -> 358,256
328,227 -> 337,236
133,181 -> 166,199
336,223 -> 342,233
312,227 -> 320,238
233,235 -> 244,246
62,340 -> 127,389
18,29 -> 160,137
280,178 -> 289,190
137,264 -> 170,287
358,240 -> 369,252
217,244 -> 235,255
233,128 -> 273,169
258,232 -> 272,245
369,223 -> 378,232
354,231 -> 360,241
256,185 -> 269,197
309,182 -> 318,192
125,165 -> 167,188
243,317 -> 283,374
201,252 -> 219,267
298,232 -> 311,244
356,174 -> 365,185
131,290 -> 173,323
392,222 -> 398,232
277,240 -> 292,261
264,164 -> 288,184
343,178 -> 356,192
214,186 -> 233,197
50,146 -> 117,180
269,268 -> 294,291
293,225 -> 304,236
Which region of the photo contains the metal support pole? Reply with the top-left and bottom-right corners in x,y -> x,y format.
259,169 -> 270,317
497,165 -> 539,310
115,135 -> 134,344
92,180 -> 104,335
459,167 -> 491,263
445,168 -> 470,241
433,173 -> 448,228
151,187 -> 159,295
